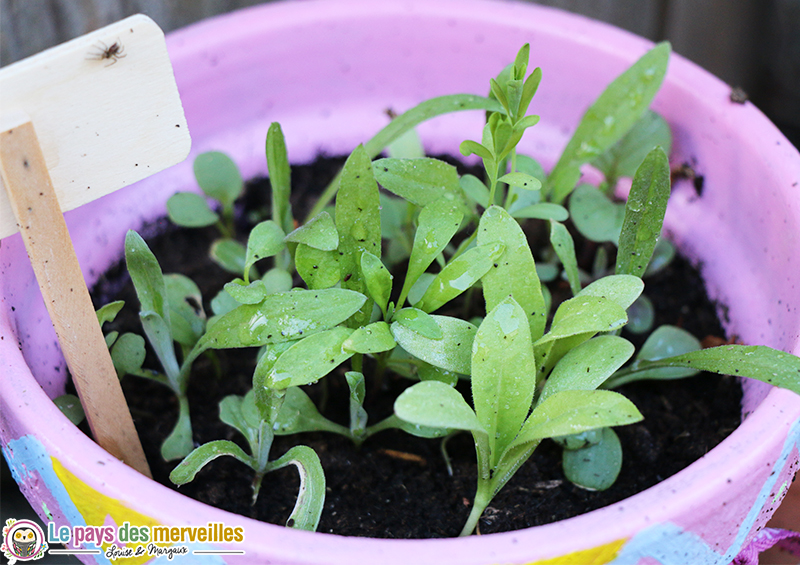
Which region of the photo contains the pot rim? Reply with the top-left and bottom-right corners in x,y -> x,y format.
3,1 -> 800,563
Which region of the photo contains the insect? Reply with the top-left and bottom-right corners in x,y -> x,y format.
87,39 -> 126,66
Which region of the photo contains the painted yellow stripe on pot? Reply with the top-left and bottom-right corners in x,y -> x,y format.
52,456 -> 161,565
521,538 -> 627,565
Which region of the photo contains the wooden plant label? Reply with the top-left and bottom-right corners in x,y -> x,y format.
0,14 -> 190,239
0,15 -> 192,477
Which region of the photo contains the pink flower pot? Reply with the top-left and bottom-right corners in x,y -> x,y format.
2,1 -> 799,563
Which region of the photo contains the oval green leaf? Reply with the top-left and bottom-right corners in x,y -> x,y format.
540,336 -> 635,403
166,191 -> 219,228
562,427 -> 623,491
415,243 -> 504,313
343,322 -> 396,354
391,315 -> 476,374
284,211 -> 338,251
472,297 -> 537,466
477,206 -> 547,340
265,327 -> 354,389
194,151 -> 243,208
392,308 -> 443,340
395,381 -> 483,433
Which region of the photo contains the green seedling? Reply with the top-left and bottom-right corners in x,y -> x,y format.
567,110 -> 676,335
121,231 -> 208,461
169,389 -> 326,531
546,42 -> 670,203
308,94 -> 505,220
105,41 -> 800,537
168,151 -> 243,237
394,295 -> 644,536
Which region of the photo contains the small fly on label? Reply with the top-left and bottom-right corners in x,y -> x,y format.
87,39 -> 126,66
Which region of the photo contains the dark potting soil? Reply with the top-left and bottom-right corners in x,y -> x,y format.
87,156 -> 741,539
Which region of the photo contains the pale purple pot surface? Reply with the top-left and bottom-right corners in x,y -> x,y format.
2,1 -> 800,564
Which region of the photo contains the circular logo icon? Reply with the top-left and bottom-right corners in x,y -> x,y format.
2,519 -> 47,562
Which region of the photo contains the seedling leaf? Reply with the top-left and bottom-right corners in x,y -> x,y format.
161,395 -> 193,461
373,158 -> 464,208
569,184 -> 625,243
393,308 -> 443,340
284,211 -> 338,251
211,238 -> 247,276
170,440 -> 252,485
415,243 -> 504,313
538,296 -> 628,345
511,390 -> 642,449
477,206 -> 547,340
547,42 -> 670,202
268,445 -> 326,531
549,221 -> 581,296
472,297 -> 537,466
96,300 -> 124,327
460,174 -> 490,208
660,343 -> 800,380
497,172 -> 541,191
167,192 -> 219,228
274,387 -> 349,437
224,279 -> 268,305
593,110 -> 672,183
264,327 -> 354,389
262,268 -> 294,294
219,394 -> 258,449
54,394 -> 85,426
395,380 -> 484,433
626,294 -> 655,335
343,322 -> 396,354
391,315 -> 476,374
418,363 -> 460,387
165,274 -> 205,346
194,151 -> 243,210
616,146 -> 670,278
140,311 -> 179,384
563,427 -> 623,491
336,145 -> 382,327
361,251 -> 393,317
346,371 -> 369,438
266,123 -> 293,234
398,195 -> 464,306
540,336 -> 635,402
295,244 -> 341,290
245,220 -> 286,282
193,289 -> 366,355
110,333 -> 146,379
125,230 -> 169,322
577,275 -> 644,310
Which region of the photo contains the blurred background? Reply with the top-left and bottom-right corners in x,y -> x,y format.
1,1 -> 799,563
1,0 -> 799,144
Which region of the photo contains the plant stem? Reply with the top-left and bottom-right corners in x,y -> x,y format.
459,481 -> 493,536
251,471 -> 265,505
487,177 -> 499,208
363,415 -> 400,438
450,229 -> 477,262
317,377 -> 330,413
216,219 -> 233,239
351,353 -> 363,374
441,432 -> 457,476
373,350 -> 390,395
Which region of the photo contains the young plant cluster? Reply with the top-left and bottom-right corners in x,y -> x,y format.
82,42 -> 800,536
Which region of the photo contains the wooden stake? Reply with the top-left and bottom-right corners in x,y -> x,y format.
0,121 -> 151,478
